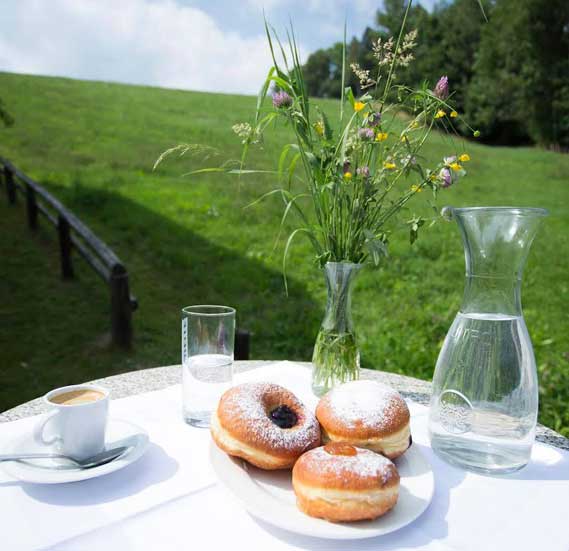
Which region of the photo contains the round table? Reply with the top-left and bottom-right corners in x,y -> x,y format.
1,361 -> 568,451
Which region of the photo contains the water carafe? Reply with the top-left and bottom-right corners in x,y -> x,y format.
429,206 -> 548,474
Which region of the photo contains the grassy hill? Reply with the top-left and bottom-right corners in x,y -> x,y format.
1,72 -> 568,436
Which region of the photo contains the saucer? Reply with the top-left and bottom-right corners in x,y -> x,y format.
1,418 -> 149,484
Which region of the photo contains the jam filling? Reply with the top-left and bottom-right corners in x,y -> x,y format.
269,405 -> 298,429
324,443 -> 357,456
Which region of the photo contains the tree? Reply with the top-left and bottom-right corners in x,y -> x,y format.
467,0 -> 569,148
303,49 -> 335,98
435,0 -> 488,112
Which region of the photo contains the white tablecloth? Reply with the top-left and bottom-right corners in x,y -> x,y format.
1,362 -> 568,551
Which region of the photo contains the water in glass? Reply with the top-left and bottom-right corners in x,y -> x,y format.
181,305 -> 235,428
183,353 -> 232,427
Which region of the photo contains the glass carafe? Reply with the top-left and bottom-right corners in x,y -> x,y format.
428,206 -> 548,474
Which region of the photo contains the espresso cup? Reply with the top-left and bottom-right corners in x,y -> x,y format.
34,384 -> 109,460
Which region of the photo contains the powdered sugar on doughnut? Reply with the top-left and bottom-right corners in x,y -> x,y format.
303,446 -> 397,485
323,380 -> 406,431
220,383 -> 321,454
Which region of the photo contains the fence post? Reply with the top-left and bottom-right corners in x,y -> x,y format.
5,167 -> 16,204
110,264 -> 132,348
57,215 -> 74,279
235,329 -> 250,361
26,184 -> 38,230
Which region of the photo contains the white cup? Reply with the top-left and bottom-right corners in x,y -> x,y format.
34,384 -> 109,460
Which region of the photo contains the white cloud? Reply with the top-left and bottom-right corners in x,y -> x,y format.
0,0 -> 275,94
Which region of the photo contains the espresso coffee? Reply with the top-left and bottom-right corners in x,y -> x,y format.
50,389 -> 105,405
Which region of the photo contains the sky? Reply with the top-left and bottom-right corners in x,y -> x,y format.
0,0 -> 437,96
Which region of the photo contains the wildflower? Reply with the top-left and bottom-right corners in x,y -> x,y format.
473,130 -> 481,138
459,153 -> 471,162
384,161 -> 396,170
358,127 -> 375,141
434,76 -> 449,100
375,132 -> 389,142
232,122 -> 260,145
314,121 -> 324,136
351,63 -> 376,89
450,110 -> 458,118
410,121 -> 420,129
398,29 -> 418,67
344,171 -> 353,180
439,167 -> 454,188
372,36 -> 395,67
357,166 -> 370,178
373,30 -> 417,69
449,162 -> 462,171
272,91 -> 292,109
354,101 -> 365,112
403,154 -> 417,166
434,110 -> 446,119
232,122 -> 251,138
367,111 -> 382,127
411,184 -> 422,193
401,135 -> 409,143
444,155 -> 457,164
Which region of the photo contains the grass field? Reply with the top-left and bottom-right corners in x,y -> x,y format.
1,72 -> 568,436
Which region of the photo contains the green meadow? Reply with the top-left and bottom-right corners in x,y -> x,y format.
1,72 -> 568,436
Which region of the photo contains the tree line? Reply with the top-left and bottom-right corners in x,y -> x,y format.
302,0 -> 569,150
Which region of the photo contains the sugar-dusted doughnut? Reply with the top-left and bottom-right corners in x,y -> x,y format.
316,380 -> 411,459
292,443 -> 400,521
211,383 -> 321,469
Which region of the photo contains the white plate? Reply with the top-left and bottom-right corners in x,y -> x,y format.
210,441 -> 434,540
1,418 -> 149,484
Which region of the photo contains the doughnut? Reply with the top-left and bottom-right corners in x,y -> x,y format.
211,382 -> 321,470
316,380 -> 411,459
292,443 -> 400,522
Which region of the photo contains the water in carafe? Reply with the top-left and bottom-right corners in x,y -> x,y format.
428,207 -> 547,474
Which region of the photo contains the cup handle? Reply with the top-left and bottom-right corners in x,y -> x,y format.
33,410 -> 61,446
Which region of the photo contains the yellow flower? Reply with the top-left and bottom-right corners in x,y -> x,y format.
344,171 -> 353,180
375,132 -> 388,142
450,110 -> 458,118
434,110 -> 446,119
459,153 -> 471,162
401,135 -> 408,142
383,162 -> 396,170
314,121 -> 324,136
411,121 -> 420,129
354,101 -> 365,112
411,184 -> 422,193
449,162 -> 462,171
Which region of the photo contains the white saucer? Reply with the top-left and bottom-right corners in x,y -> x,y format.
1,418 -> 149,484
210,441 -> 434,540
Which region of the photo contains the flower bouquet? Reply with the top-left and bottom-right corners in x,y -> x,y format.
157,2 -> 476,394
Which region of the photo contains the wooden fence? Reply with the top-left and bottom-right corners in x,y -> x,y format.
1,157 -> 251,359
1,157 -> 137,348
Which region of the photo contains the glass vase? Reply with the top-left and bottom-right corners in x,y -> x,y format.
428,206 -> 548,474
312,262 -> 362,396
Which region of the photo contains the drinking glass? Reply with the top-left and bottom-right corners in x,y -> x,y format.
181,305 -> 235,427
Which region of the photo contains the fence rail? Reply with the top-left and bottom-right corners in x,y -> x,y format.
1,157 -> 251,359
1,157 -> 137,348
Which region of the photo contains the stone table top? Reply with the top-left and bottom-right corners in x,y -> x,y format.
1,360 -> 567,451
